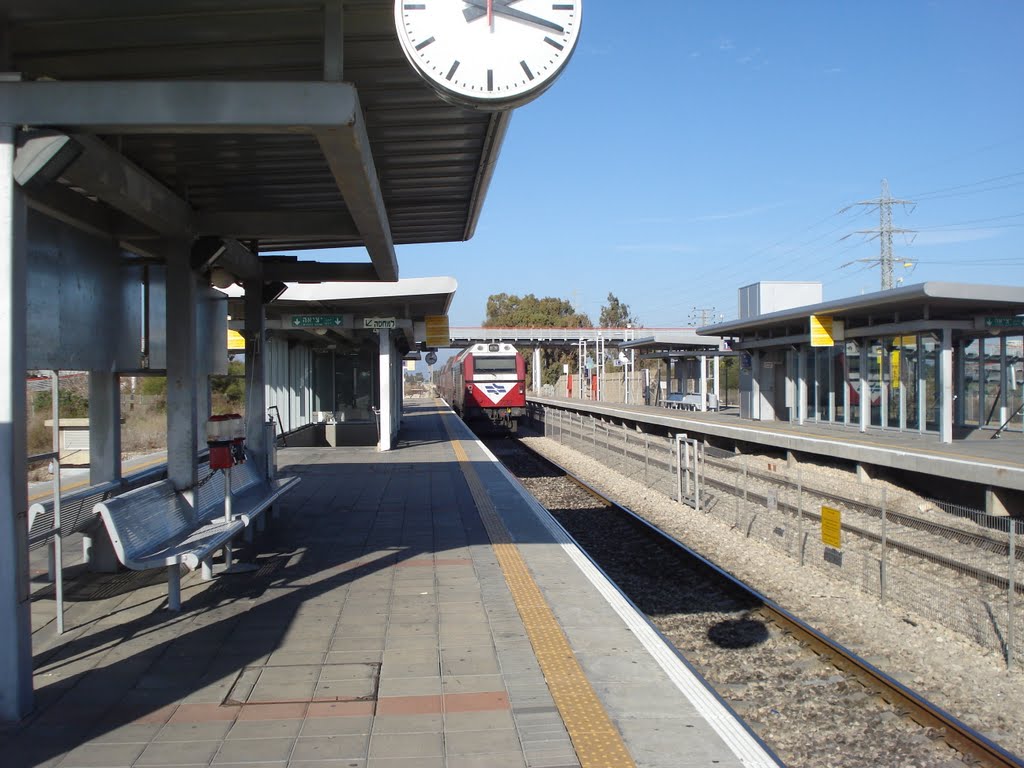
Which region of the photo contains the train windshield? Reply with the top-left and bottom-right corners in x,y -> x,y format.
473,356 -> 517,374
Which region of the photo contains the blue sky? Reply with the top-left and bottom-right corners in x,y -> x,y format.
388,3 -> 1021,327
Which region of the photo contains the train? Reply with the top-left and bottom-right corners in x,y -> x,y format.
438,342 -> 527,432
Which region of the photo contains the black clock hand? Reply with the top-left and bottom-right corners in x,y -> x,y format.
462,0 -> 564,33
462,0 -> 522,24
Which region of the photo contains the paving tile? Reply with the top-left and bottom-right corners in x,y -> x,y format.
446,727 -> 522,756
59,741 -> 146,767
135,739 -> 220,766
212,736 -> 294,763
236,702 -> 307,721
155,721 -> 234,742
290,734 -> 370,761
444,709 -> 516,731
370,713 -> 443,734
441,675 -> 505,694
226,718 -> 302,740
375,695 -> 442,716
444,691 -> 510,713
367,731 -> 443,759
300,716 -> 373,737
84,722 -> 164,744
306,700 -> 375,718
376,675 -> 442,697
168,703 -> 240,724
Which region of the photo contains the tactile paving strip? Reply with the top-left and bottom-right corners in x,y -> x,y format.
441,409 -> 637,768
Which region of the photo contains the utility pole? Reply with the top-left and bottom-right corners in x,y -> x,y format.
689,307 -> 716,327
840,179 -> 915,290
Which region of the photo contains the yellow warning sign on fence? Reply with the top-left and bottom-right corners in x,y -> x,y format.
820,506 -> 842,548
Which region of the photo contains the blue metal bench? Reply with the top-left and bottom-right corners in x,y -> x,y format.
92,457 -> 300,610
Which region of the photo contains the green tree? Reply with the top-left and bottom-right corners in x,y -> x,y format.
484,293 -> 591,328
483,293 -> 592,385
599,293 -> 639,328
211,361 -> 246,409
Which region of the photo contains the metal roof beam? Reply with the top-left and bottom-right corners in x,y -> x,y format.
260,261 -> 378,283
315,106 -> 398,281
0,81 -> 362,134
59,134 -> 194,237
195,210 -> 358,240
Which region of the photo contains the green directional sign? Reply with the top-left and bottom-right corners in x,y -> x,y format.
984,316 -> 1024,328
290,315 -> 346,328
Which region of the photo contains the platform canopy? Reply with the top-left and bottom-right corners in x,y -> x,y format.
225,276 -> 457,351
0,0 -> 511,282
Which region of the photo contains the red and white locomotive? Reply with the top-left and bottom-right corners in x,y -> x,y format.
439,342 -> 526,432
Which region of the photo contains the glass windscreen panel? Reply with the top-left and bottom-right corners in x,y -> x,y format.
473,356 -> 518,374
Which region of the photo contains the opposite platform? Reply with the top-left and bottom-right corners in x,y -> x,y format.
5,401 -> 777,768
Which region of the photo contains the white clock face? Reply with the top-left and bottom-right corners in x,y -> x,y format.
394,1 -> 582,110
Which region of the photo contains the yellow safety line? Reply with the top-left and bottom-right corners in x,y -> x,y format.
439,406 -> 636,768
27,453 -> 168,502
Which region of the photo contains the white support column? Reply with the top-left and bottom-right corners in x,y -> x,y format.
244,281 -> 267,473
796,350 -> 806,425
1000,336 -> 1009,427
0,123 -> 34,719
532,347 -> 541,394
713,355 -> 720,404
699,355 -> 707,412
89,370 -> 122,486
378,329 -> 392,451
166,246 -> 199,495
859,345 -> 869,433
940,327 -> 953,444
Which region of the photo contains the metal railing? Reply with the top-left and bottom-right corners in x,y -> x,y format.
535,404 -> 1022,668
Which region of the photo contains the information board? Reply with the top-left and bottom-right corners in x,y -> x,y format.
425,315 -> 450,347
363,317 -> 397,330
290,315 -> 346,328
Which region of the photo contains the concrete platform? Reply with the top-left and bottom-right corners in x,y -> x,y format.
531,396 -> 1024,495
5,401 -> 777,768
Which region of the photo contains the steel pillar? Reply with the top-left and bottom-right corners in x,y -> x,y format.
940,327 -> 953,444
89,370 -> 122,486
378,329 -> 392,451
166,246 -> 199,494
0,124 -> 33,719
243,280 -> 267,472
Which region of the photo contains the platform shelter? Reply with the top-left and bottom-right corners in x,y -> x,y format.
0,1 -> 508,720
698,282 -> 1024,444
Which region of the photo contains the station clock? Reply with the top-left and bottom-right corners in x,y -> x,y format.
394,1 -> 583,110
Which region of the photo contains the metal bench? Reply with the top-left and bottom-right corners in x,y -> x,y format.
95,481 -> 245,610
28,480 -> 120,579
663,393 -> 687,409
93,457 -> 300,610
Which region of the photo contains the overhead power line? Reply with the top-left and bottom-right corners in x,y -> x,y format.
839,179 -> 916,290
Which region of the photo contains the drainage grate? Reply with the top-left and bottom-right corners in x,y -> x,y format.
224,663 -> 380,705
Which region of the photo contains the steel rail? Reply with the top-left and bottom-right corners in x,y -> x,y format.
509,439 -> 1024,768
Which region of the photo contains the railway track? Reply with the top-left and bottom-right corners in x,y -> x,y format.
486,436 -> 1024,768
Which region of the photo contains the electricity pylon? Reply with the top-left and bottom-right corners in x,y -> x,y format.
839,179 -> 916,290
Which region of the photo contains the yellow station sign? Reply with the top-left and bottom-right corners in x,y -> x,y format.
425,315 -> 450,348
810,315 -> 834,347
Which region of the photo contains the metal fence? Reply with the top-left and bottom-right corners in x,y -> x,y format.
534,405 -> 1023,668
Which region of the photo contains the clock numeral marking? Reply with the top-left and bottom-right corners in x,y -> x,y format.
552,4 -> 574,9
520,60 -> 534,81
415,36 -> 435,51
446,60 -> 461,81
404,3 -> 426,9
487,69 -> 494,91
544,36 -> 564,51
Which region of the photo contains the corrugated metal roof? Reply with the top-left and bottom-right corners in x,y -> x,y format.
3,0 -> 507,258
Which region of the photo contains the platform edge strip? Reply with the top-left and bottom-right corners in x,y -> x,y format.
473,436 -> 784,768
440,412 -> 636,768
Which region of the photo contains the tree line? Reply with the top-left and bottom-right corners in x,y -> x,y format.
482,292 -> 641,386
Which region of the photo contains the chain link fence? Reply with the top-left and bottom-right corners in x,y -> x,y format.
534,405 -> 1023,668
